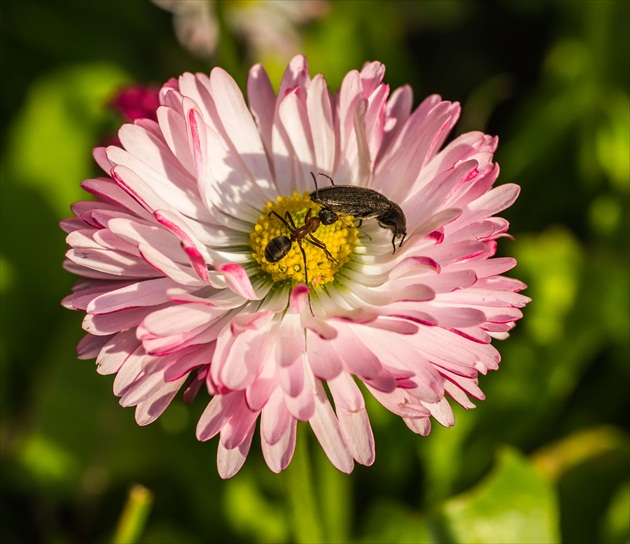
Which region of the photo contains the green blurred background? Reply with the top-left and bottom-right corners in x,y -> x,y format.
1,1 -> 628,543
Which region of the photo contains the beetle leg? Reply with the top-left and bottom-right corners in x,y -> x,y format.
348,218 -> 372,241
339,216 -> 357,229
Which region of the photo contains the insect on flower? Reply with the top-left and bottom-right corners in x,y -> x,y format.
265,209 -> 338,274
309,173 -> 408,253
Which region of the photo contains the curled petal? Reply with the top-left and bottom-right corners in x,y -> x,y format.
218,263 -> 259,300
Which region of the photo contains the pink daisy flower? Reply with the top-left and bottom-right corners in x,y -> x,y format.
61,56 -> 529,478
109,85 -> 161,122
151,0 -> 328,61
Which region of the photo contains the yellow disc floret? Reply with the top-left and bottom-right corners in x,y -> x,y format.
249,191 -> 358,287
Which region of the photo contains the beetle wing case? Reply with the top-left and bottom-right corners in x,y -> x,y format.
309,185 -> 392,219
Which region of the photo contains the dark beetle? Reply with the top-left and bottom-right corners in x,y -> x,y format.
309,173 -> 407,253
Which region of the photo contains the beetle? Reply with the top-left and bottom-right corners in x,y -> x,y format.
309,173 -> 407,253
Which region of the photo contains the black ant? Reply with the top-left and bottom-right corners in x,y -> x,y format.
264,209 -> 338,314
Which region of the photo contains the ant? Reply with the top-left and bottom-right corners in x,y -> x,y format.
264,209 -> 338,312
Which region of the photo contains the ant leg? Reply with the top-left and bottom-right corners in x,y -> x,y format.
269,211 -> 294,232
305,235 -> 339,264
296,240 -> 310,286
297,240 -> 314,315
283,211 -> 300,230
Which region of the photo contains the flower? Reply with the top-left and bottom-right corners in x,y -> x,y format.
102,85 -> 162,148
109,85 -> 161,122
152,0 -> 218,59
61,55 -> 529,478
152,0 -> 328,60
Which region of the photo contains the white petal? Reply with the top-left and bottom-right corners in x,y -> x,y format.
217,427 -> 254,479
261,417 -> 297,473
308,379 -> 354,473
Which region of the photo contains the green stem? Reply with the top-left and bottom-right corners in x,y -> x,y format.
285,424 -> 326,543
316,445 -> 351,543
112,484 -> 154,544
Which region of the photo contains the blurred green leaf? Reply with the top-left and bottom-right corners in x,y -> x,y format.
595,89 -> 630,192
419,404 -> 478,506
4,63 -> 130,219
532,426 -> 629,483
19,432 -> 80,487
534,427 -> 630,544
437,448 -> 559,544
589,194 -> 625,238
224,472 -> 288,544
600,481 -> 630,544
0,255 -> 13,295
360,500 -> 433,544
362,448 -> 559,543
515,226 -> 583,345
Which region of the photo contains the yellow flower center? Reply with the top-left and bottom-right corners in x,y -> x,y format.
249,192 -> 358,287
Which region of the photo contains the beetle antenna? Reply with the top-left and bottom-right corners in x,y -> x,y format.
310,172 -> 319,195
317,172 -> 335,186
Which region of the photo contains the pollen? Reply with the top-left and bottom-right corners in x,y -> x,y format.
249,191 -> 358,287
